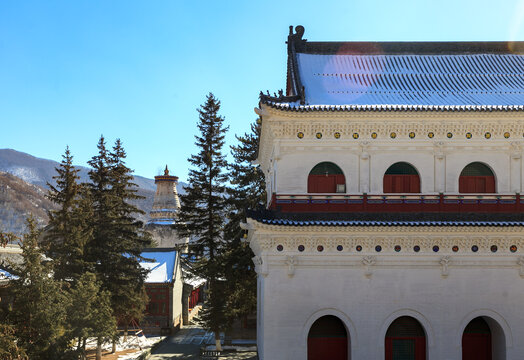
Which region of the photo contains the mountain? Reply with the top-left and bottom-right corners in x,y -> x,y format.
0,171 -> 56,234
0,149 -> 187,232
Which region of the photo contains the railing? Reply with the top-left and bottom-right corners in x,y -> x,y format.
269,193 -> 524,213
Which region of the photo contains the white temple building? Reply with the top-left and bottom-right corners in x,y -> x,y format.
243,26 -> 524,360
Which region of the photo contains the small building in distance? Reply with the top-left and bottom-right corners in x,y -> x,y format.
145,166 -> 188,248
139,248 -> 183,335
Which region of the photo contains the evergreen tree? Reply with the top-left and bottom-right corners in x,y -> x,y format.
223,120 -> 265,326
8,216 -> 68,359
86,136 -> 151,352
176,93 -> 230,350
44,146 -> 93,282
0,323 -> 26,360
65,272 -> 115,360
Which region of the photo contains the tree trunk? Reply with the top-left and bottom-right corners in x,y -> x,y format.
112,337 -> 116,353
215,332 -> 222,351
124,323 -> 128,342
96,337 -> 102,360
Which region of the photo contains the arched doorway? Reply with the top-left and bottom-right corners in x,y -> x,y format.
308,315 -> 348,360
462,317 -> 492,360
385,316 -> 426,360
459,162 -> 495,193
383,162 -> 420,193
308,162 -> 346,193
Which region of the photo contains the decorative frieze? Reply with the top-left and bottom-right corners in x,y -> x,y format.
249,231 -> 524,255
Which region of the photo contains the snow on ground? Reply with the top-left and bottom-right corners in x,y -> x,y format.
86,335 -> 165,359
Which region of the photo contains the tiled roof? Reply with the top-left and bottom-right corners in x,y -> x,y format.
261,26 -> 524,111
246,209 -> 524,227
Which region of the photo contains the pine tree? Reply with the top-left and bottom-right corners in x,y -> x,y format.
45,146 -> 93,282
86,136 -> 151,353
8,216 -> 68,358
66,272 -> 115,360
223,120 -> 265,326
0,323 -> 26,360
176,93 -> 230,350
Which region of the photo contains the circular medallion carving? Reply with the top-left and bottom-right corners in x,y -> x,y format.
334,132 -> 341,139
297,132 -> 304,139
428,132 -> 434,138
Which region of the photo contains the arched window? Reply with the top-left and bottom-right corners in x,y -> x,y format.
459,162 -> 495,193
462,317 -> 492,360
308,315 -> 348,360
385,316 -> 426,360
383,162 -> 420,193
308,162 -> 346,193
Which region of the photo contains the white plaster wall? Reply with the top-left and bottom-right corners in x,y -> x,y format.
258,263 -> 522,360
171,254 -> 183,328
445,152 -> 511,193
277,150 -> 360,194
369,151 -> 435,193
273,144 -> 517,194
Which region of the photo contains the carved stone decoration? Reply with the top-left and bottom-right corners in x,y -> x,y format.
362,255 -> 376,278
518,256 -> 524,278
252,256 -> 262,273
440,256 -> 451,278
285,255 -> 297,277
360,141 -> 370,160
510,141 -> 522,159
434,141 -> 445,159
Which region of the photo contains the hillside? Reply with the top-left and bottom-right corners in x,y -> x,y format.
0,171 -> 56,234
0,149 -> 187,233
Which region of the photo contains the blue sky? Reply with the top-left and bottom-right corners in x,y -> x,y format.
2,0 -> 524,181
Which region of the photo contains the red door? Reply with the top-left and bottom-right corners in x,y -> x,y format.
384,175 -> 420,193
459,176 -> 495,193
308,174 -> 345,193
385,337 -> 425,360
308,337 -> 348,360
462,333 -> 491,360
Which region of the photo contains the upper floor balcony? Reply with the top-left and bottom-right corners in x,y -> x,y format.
269,193 -> 524,213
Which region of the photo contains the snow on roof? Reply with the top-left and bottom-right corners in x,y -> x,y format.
0,268 -> 15,280
294,53 -> 524,107
185,276 -> 206,288
140,249 -> 177,283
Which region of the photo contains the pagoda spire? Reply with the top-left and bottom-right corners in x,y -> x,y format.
148,166 -> 181,224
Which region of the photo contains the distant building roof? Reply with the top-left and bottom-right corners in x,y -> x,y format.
140,248 -> 177,283
260,26 -> 524,112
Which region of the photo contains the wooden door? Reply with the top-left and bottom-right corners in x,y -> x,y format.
385,337 -> 425,360
384,175 -> 420,193
307,337 -> 348,360
308,174 -> 345,193
462,333 -> 491,360
459,176 -> 495,193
